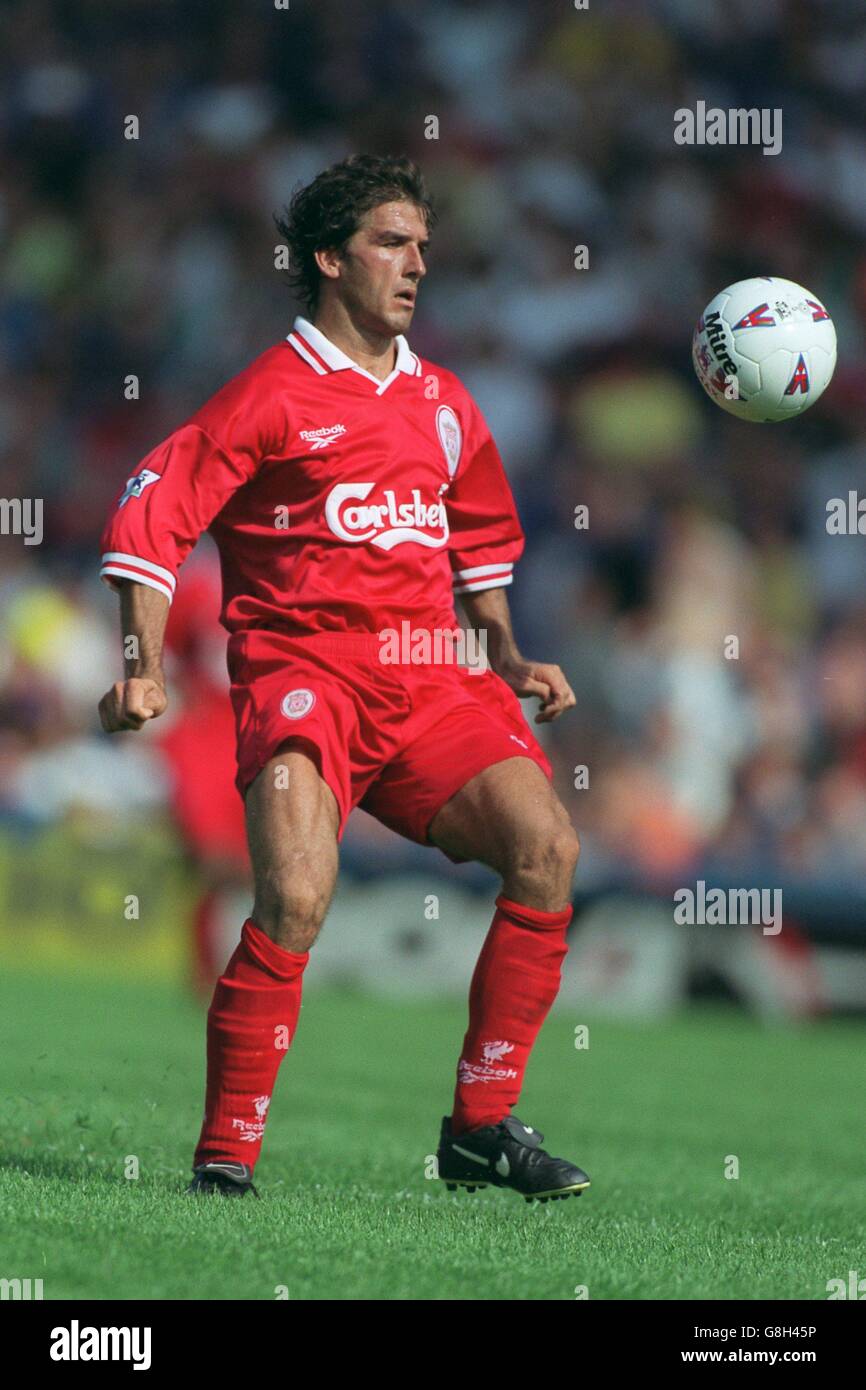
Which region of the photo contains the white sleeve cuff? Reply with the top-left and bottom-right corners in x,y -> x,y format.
452,562 -> 513,595
99,552 -> 176,604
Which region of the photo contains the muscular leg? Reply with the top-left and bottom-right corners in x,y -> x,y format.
428,756 -> 580,907
428,756 -> 580,1135
193,747 -> 340,1172
246,747 -> 341,950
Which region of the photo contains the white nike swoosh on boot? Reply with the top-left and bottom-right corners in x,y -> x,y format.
452,1145 -> 489,1166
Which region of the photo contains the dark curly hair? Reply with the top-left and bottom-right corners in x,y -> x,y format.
273,154 -> 437,314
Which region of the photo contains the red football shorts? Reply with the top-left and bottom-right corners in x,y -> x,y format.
157,695 -> 249,867
227,629 -> 552,852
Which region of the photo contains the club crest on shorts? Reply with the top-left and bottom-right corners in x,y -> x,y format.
281,688 -> 316,720
436,405 -> 462,478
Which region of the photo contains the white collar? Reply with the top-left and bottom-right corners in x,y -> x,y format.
288,315 -> 420,391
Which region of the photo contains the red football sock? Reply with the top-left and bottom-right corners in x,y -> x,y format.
194,918 -> 308,1170
451,894 -> 572,1136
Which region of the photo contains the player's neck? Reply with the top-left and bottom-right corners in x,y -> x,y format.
311,306 -> 397,382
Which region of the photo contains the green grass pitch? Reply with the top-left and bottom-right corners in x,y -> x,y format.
1,968 -> 863,1300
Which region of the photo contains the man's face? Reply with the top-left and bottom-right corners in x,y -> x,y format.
321,200 -> 429,336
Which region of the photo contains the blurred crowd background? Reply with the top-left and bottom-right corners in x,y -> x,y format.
4,0 -> 866,903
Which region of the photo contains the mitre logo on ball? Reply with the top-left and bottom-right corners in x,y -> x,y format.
692,275 -> 836,422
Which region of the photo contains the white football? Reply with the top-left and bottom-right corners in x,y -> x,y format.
692,276 -> 837,422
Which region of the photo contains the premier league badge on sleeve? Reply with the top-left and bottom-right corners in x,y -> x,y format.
118,468 -> 162,507
435,405 -> 462,478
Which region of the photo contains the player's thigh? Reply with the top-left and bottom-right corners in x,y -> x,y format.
428,755 -> 578,875
244,745 -> 340,928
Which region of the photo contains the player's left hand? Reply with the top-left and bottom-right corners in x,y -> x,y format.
496,658 -> 576,723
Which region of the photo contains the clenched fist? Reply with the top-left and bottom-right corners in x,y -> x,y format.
495,657 -> 576,723
98,677 -> 168,733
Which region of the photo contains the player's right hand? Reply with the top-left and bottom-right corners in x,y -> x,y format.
98,677 -> 168,732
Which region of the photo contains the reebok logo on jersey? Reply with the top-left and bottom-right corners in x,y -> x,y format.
325,483 -> 448,550
299,424 -> 346,449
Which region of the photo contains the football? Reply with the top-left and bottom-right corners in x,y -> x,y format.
691,276 -> 837,422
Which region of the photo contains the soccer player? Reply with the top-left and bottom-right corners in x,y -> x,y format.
97,155 -> 590,1203
156,551 -> 251,995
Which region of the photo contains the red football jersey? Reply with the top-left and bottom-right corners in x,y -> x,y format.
99,317 -> 524,636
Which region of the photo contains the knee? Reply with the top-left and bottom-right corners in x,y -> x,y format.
253,874 -> 330,952
540,823 -> 581,881
507,820 -> 580,898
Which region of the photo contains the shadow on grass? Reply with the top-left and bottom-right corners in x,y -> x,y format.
1,1150 -> 201,1200
1,1151 -> 140,1185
